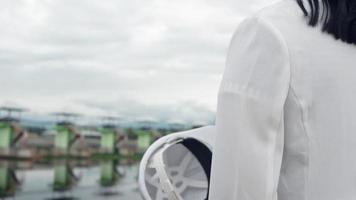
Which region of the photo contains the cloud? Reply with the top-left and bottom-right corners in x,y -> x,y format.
0,0 -> 275,123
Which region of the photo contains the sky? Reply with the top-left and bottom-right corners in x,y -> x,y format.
0,0 -> 276,124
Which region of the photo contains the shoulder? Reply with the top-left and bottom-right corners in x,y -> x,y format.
236,0 -> 304,38
230,0 -> 303,53
254,0 -> 302,21
230,15 -> 287,56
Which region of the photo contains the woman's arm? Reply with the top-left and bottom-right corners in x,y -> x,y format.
209,16 -> 291,200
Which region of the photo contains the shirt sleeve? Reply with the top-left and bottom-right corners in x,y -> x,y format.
209,16 -> 291,200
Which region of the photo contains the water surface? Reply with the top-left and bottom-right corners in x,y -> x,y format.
0,159 -> 142,200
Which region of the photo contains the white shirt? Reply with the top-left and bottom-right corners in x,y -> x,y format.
209,0 -> 356,199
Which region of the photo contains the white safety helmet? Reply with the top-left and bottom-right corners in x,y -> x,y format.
138,126 -> 215,200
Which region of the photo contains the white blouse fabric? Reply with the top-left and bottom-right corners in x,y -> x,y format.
209,0 -> 356,200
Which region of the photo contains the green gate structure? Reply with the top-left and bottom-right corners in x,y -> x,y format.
100,126 -> 118,153
0,107 -> 26,157
0,161 -> 20,198
0,122 -> 14,155
99,117 -> 121,154
135,119 -> 155,152
53,112 -> 80,155
136,130 -> 153,151
54,122 -> 78,153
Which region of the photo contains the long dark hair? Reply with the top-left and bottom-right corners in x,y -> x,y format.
296,0 -> 356,44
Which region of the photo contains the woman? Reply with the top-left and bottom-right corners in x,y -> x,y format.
209,0 -> 356,199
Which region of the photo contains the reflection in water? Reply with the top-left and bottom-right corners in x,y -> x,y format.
0,159 -> 141,200
48,159 -> 80,200
98,159 -> 122,197
100,160 -> 119,188
52,160 -> 79,192
0,161 -> 21,198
